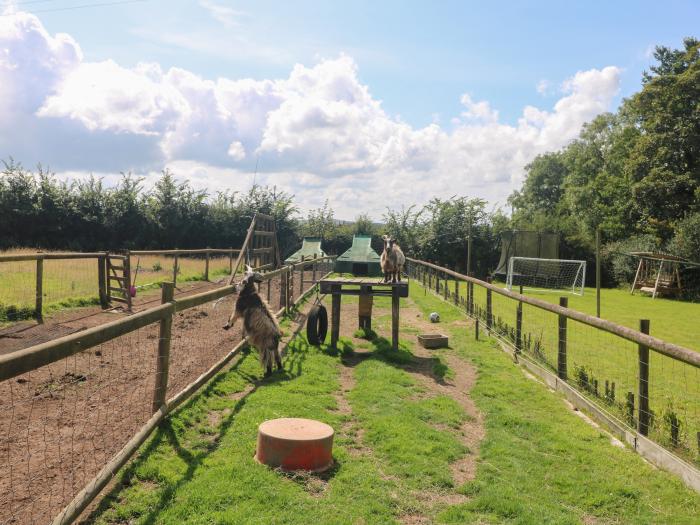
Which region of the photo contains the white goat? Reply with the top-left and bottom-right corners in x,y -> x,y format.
381,235 -> 405,283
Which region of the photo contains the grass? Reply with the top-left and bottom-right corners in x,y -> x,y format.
0,249 -> 231,323
87,285 -> 700,524
431,274 -> 700,460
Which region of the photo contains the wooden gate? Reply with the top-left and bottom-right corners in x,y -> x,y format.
106,253 -> 132,311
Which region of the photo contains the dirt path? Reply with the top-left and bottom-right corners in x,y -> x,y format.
334,294 -> 485,522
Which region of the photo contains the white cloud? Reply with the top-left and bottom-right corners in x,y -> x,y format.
536,79 -> 549,95
0,11 -> 622,218
198,0 -> 244,28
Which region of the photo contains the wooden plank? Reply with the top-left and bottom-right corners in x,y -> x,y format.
110,297 -> 128,304
108,275 -> 126,282
98,256 -> 108,308
406,257 -> 700,370
254,230 -> 275,236
0,303 -> 173,382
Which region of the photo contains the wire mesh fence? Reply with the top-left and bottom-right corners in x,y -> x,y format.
0,255 -> 335,524
0,326 -> 158,525
407,259 -> 700,468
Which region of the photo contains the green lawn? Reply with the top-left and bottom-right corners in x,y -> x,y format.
86,285 -> 700,524
428,274 -> 700,461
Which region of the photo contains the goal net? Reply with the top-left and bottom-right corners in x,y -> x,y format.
506,257 -> 586,296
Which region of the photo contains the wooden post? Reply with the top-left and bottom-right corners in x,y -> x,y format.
299,264 -> 304,296
475,318 -> 479,340
124,250 -> 132,312
515,301 -> 523,355
557,297 -> 568,379
204,249 -> 210,281
454,280 -> 460,305
173,254 -> 179,288
229,247 -> 234,274
443,272 -> 448,300
266,278 -> 271,303
435,270 -> 440,294
596,227 -> 601,317
392,286 -> 400,351
486,288 -> 492,331
279,269 -> 287,310
359,285 -> 372,330
98,254 -> 108,308
35,257 -> 43,321
331,286 -> 341,349
152,282 -> 174,413
312,258 -> 317,283
638,319 -> 650,436
468,282 -> 474,315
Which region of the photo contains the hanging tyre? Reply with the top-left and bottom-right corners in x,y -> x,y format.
306,304 -> 328,345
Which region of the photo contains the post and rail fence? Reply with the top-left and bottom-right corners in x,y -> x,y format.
0,255 -> 335,525
406,257 -> 700,492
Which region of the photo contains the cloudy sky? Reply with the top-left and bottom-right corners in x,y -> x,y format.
1,1 -> 698,219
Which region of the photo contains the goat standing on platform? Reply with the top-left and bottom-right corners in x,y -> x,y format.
381,235 -> 406,283
223,266 -> 283,377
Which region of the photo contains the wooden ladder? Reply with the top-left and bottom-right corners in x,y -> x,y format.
251,213 -> 281,270
106,253 -> 132,311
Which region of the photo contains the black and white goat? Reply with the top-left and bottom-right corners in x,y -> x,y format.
223,266 -> 283,377
380,235 -> 406,283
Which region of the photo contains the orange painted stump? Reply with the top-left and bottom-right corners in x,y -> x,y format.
255,418 -> 334,472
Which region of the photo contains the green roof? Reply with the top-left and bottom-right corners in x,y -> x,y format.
284,237 -> 327,263
337,235 -> 381,262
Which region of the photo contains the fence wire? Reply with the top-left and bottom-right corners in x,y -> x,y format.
0,326 -> 158,525
0,256 -> 334,524
407,261 -> 700,466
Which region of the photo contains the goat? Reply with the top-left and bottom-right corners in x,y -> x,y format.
223,265 -> 282,377
381,235 -> 406,283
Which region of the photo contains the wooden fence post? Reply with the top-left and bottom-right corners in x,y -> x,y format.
124,250 -> 132,312
443,271 -> 448,300
486,288 -> 492,331
475,318 -> 479,340
558,297 -> 568,379
204,249 -> 210,281
638,319 -> 651,436
173,253 -> 179,288
98,254 -> 108,308
35,256 -> 44,321
279,269 -> 287,310
468,282 -> 474,315
152,282 -> 174,413
454,280 -> 460,305
312,257 -> 317,283
435,270 -> 440,293
515,301 -> 522,355
229,247 -> 234,274
299,263 -> 304,296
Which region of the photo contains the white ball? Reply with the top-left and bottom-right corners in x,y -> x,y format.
429,312 -> 440,323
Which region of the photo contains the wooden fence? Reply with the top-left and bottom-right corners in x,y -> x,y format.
406,257 -> 700,493
0,255 -> 335,524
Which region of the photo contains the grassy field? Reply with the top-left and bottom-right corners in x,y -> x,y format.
425,273 -> 700,464
0,249 -> 231,322
86,285 -> 700,524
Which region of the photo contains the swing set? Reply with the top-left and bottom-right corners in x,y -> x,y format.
629,252 -> 700,299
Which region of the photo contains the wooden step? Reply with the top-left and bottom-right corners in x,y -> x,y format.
109,265 -> 125,271
254,230 -> 275,236
110,296 -> 128,304
109,275 -> 126,282
109,286 -> 128,294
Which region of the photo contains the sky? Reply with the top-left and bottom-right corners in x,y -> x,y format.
1,0 -> 698,219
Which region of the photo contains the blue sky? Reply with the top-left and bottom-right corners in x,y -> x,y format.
31,0 -> 698,126
1,1 -> 698,218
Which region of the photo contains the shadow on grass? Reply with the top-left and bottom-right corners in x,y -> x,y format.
86,334 -> 314,524
339,335 -> 450,384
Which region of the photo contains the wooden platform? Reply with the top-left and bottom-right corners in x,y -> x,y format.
319,277 -> 408,297
319,277 -> 409,350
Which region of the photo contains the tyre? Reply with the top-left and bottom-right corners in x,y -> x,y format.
306,304 -> 328,345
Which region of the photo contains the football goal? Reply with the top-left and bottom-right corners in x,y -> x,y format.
506,257 -> 586,296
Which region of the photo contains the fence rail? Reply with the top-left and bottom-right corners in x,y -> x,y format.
0,256 -> 335,525
406,257 -> 700,492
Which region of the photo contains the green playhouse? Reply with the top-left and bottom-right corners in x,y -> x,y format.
335,235 -> 382,276
284,237 -> 327,264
